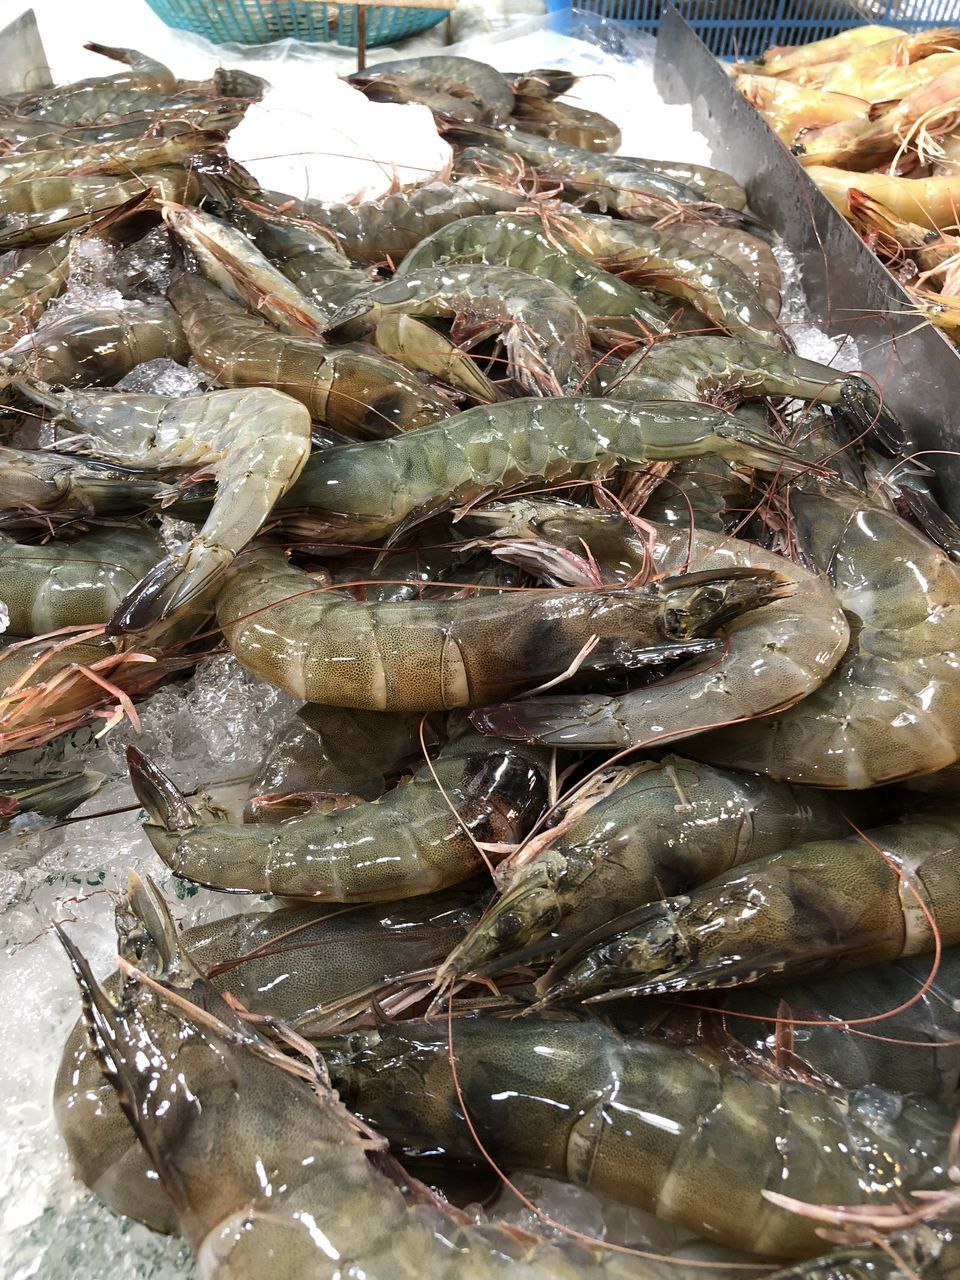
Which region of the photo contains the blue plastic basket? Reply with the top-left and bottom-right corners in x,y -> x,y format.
549,0 -> 960,60
144,0 -> 448,48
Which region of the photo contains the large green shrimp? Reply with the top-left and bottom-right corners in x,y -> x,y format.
298,177 -> 525,263
58,875 -> 756,1280
397,213 -> 671,344
3,302 -> 188,386
553,210 -> 787,345
214,545 -> 786,710
690,485 -> 960,786
611,333 -> 903,451
329,1013 -> 954,1259
541,808 -> 960,1003
55,883 -> 481,1234
275,398 -> 808,546
331,263 -> 599,396
440,754 -> 850,980
469,502 -> 849,753
169,273 -> 454,438
12,380 -> 311,630
347,54 -> 515,124
129,729 -> 550,900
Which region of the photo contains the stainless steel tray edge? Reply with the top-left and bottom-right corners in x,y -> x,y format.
654,2 -> 960,508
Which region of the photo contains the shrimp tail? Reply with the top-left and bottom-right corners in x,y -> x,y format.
126,744 -> 201,834
108,542 -> 234,635
836,380 -> 906,455
81,42 -> 141,65
896,486 -> 960,560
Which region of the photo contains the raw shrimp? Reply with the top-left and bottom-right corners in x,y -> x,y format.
808,165 -> 960,231
17,84 -> 240,128
0,525 -> 163,634
227,199 -> 375,317
12,382 -> 311,628
397,213 -> 671,344
441,753 -> 851,981
161,203 -> 330,337
672,220 -> 783,315
329,1014 -> 954,1259
55,883 -> 480,1234
17,44 -> 176,104
470,502 -> 849,751
0,170 -> 198,249
3,302 -> 188,386
58,875 -> 745,1280
613,334 -> 902,452
735,73 -> 868,146
215,545 -> 785,710
0,126 -> 223,186
169,273 -> 454,438
129,728 -> 550,899
549,211 -> 786,345
331,264 -> 598,396
541,810 -> 960,1001
617,154 -> 749,212
0,445 -> 168,518
347,54 -> 514,124
692,486 -> 960,786
276,398 -> 807,547
296,177 -> 525,262
509,95 -> 622,151
711,947 -> 960,1100
443,122 -> 749,224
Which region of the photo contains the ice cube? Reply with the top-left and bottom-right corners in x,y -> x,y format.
115,358 -> 203,397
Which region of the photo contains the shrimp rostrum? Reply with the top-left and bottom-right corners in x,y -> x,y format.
10,379 -> 311,630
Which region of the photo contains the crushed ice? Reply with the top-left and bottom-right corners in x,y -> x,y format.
116,357 -> 205,397
43,239 -> 125,325
774,241 -> 863,372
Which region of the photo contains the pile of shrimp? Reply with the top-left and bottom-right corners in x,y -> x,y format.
736,23 -> 960,339
2,39 -> 960,1280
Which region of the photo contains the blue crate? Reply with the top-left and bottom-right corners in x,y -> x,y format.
144,0 -> 448,49
546,0 -> 960,60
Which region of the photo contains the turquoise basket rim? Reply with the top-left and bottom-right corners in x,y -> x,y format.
144,0 -> 448,48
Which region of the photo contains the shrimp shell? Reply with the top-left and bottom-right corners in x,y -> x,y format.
470,502 -> 849,751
